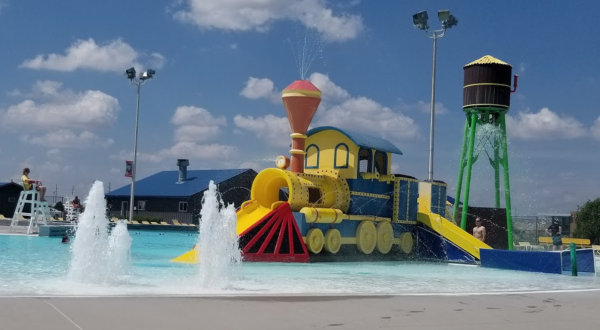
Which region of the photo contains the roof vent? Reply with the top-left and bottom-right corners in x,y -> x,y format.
176,159 -> 189,184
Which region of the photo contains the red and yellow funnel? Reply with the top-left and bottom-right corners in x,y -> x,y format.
282,80 -> 322,173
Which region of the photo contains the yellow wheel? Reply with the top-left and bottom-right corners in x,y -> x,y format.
306,228 -> 324,254
356,221 -> 377,254
324,229 -> 342,254
399,232 -> 414,254
376,222 -> 394,254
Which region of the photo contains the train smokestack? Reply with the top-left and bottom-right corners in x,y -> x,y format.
281,80 -> 321,173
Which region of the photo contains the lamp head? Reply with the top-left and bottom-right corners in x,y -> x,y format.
439,10 -> 458,29
125,67 -> 136,80
412,11 -> 429,30
140,69 -> 155,81
438,10 -> 450,22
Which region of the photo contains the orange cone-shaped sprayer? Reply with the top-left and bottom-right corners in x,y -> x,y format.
281,80 -> 322,173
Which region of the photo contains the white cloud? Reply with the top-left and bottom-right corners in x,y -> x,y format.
315,96 -> 419,140
132,106 -> 236,163
309,73 -> 419,140
506,108 -> 586,140
148,52 -> 166,69
233,114 -> 291,147
171,105 -> 226,126
47,149 -> 60,156
6,89 -> 21,97
171,106 -> 227,142
19,38 -> 165,72
175,125 -> 222,142
308,72 -> 349,103
138,142 -> 238,163
235,73 -> 420,144
173,0 -> 363,42
1,81 -> 120,130
413,101 -> 449,115
24,130 -> 114,148
591,116 -> 600,140
240,77 -> 280,103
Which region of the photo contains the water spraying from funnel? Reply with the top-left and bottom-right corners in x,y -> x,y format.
68,181 -> 131,284
197,181 -> 241,289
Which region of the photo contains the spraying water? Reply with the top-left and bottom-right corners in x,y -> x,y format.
68,181 -> 131,283
197,181 -> 241,289
287,26 -> 324,80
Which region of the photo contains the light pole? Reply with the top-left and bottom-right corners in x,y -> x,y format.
125,67 -> 155,223
412,10 -> 458,182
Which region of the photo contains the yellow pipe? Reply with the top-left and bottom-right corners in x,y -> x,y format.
300,207 -> 391,224
360,172 -> 380,180
300,207 -> 344,224
346,215 -> 390,222
377,174 -> 395,183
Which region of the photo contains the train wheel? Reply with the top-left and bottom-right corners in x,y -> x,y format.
356,221 -> 376,254
324,229 -> 341,254
306,228 -> 324,253
399,232 -> 414,254
376,222 -> 394,254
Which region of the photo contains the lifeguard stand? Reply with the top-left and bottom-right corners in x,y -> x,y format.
10,183 -> 51,234
452,55 -> 518,249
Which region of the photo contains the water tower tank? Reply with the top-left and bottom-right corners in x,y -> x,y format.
463,55 -> 513,112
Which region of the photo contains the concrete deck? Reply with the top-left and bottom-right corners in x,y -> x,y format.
2,291 -> 600,330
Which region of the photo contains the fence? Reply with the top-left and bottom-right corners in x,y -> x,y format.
511,215 -> 574,246
108,210 -> 194,224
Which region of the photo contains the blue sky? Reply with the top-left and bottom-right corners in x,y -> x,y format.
0,0 -> 598,215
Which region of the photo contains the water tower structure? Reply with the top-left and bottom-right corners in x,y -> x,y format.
452,55 -> 518,249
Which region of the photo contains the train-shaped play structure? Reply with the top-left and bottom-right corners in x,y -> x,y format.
174,79 -> 491,264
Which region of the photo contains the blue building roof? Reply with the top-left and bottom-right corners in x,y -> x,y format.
0,182 -> 21,188
307,126 -> 403,155
106,169 -> 252,198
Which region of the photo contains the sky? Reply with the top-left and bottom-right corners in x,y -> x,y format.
0,0 -> 599,215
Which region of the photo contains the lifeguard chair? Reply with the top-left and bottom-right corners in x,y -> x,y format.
10,183 -> 51,234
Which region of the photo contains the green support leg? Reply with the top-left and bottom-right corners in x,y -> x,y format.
460,112 -> 478,230
453,118 -> 470,221
500,113 -> 514,250
493,132 -> 500,208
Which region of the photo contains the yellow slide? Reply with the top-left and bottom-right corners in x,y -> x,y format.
417,205 -> 491,260
170,200 -> 272,264
235,200 -> 273,236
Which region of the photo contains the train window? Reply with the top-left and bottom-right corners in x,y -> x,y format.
358,148 -> 372,173
305,144 -> 319,169
307,187 -> 322,204
334,143 -> 349,168
374,152 -> 387,175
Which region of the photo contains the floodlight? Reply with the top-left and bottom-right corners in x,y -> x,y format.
140,69 -> 155,80
438,10 -> 450,22
412,11 -> 429,30
443,14 -> 458,29
125,67 -> 136,80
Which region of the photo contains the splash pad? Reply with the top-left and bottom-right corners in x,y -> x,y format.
1,56 -> 597,299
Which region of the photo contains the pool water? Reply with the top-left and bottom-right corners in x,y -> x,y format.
1,230 -> 598,297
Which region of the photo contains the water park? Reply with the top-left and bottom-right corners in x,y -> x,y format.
1,53 -> 598,298
1,4 -> 600,330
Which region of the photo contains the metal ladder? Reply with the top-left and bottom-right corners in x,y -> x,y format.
10,184 -> 50,234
